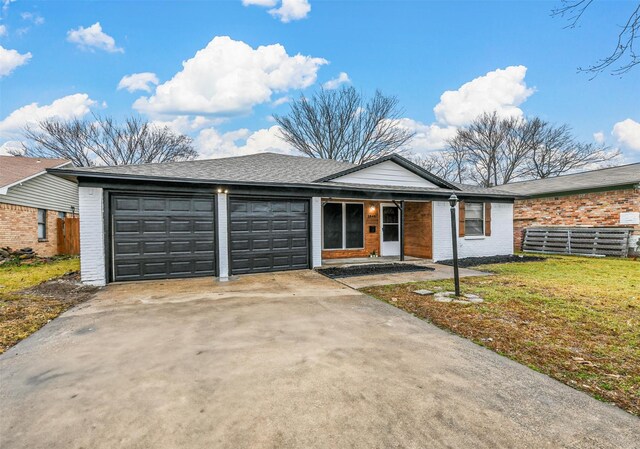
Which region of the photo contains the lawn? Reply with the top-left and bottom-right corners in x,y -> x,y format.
0,257 -> 96,354
362,255 -> 640,416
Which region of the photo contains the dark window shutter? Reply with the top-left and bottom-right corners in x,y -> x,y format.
458,201 -> 465,237
485,203 -> 492,236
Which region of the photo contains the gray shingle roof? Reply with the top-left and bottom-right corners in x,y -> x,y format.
496,163 -> 640,196
65,152 -> 355,185
51,152 -> 516,197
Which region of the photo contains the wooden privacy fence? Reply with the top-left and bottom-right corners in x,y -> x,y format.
523,227 -> 632,257
56,216 -> 80,255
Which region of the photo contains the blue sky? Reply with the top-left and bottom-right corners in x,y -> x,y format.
1,0 -> 639,161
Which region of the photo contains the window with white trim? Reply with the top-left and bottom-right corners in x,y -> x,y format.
464,202 -> 484,236
322,202 -> 364,249
37,209 -> 47,240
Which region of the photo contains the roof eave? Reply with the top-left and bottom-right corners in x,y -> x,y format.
48,168 -> 516,199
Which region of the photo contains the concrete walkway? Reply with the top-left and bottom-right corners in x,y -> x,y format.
1,271 -> 637,449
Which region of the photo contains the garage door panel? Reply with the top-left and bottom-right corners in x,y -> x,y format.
229,198 -> 309,274
111,194 -> 215,282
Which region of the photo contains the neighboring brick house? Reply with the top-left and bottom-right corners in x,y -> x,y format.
499,163 -> 640,254
0,156 -> 79,257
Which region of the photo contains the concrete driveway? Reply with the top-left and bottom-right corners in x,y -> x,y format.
1,271 -> 637,449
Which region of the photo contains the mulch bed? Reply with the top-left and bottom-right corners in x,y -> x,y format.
317,263 -> 434,279
437,254 -> 545,268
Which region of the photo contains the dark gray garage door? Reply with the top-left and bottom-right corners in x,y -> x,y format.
229,198 -> 309,275
111,194 -> 216,282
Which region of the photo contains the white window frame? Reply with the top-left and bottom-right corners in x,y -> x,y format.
321,201 -> 365,250
464,202 -> 485,238
37,209 -> 47,241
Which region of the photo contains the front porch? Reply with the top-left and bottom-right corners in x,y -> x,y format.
320,199 -> 433,263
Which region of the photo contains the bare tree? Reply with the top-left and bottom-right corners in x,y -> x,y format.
18,114 -> 197,166
552,1 -> 640,76
273,86 -> 415,164
524,118 -> 619,178
411,112 -> 619,186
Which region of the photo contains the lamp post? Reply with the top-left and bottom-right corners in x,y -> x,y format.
448,194 -> 461,297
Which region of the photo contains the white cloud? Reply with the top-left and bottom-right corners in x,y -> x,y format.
272,95 -> 290,106
0,25 -> 7,37
269,0 -> 311,22
151,115 -> 224,135
0,140 -> 23,155
117,72 -> 159,93
395,118 -> 458,152
323,72 -> 350,90
2,0 -> 16,13
67,22 -> 123,53
133,36 -> 326,117
195,125 -> 294,159
242,0 -> 277,6
243,0 -> 310,22
0,45 -> 32,77
21,12 -> 44,25
0,93 -> 95,139
593,131 -> 605,144
612,118 -> 640,152
434,65 -> 534,127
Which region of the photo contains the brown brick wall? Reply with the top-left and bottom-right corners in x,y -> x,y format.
321,200 -> 432,260
513,188 -> 640,251
0,203 -> 61,257
404,202 -> 432,259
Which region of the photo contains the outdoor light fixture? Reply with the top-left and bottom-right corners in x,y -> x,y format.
369,205 -> 376,212
217,188 -> 223,193
448,194 -> 461,297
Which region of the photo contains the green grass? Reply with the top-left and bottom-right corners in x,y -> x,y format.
0,257 -> 80,293
0,257 -> 84,353
363,255 -> 640,415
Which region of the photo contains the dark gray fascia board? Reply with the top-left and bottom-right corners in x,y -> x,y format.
78,178 -> 515,203
312,154 -> 460,190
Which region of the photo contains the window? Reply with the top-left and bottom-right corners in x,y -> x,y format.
323,202 -> 364,249
464,202 -> 484,236
37,209 -> 47,240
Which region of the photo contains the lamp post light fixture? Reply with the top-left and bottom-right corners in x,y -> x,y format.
448,194 -> 461,297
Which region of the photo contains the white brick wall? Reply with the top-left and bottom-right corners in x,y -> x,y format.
311,197 -> 322,267
432,201 -> 514,261
79,187 -> 106,286
216,193 -> 229,279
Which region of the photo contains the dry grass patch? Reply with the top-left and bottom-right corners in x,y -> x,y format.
362,256 -> 640,415
0,258 -> 97,354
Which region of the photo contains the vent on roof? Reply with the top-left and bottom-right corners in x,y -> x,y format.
523,227 -> 632,257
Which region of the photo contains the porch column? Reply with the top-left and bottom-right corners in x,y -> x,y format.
400,200 -> 405,261
216,192 -> 229,280
311,197 -> 322,268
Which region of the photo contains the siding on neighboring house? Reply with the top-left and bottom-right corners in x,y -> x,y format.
331,160 -> 438,187
513,188 -> 640,251
432,201 -> 513,261
1,173 -> 79,213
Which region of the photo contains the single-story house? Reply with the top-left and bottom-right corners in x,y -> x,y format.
0,155 -> 79,257
49,153 -> 517,286
499,162 -> 640,254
